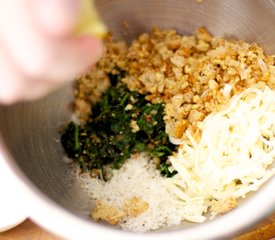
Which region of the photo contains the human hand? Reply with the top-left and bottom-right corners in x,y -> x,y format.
0,0 -> 103,104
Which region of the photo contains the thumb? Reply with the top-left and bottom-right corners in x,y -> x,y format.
30,0 -> 81,37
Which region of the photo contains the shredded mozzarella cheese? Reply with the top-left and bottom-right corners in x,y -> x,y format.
167,87 -> 275,222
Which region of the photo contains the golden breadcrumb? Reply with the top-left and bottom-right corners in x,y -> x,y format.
211,197 -> 238,215
123,197 -> 149,217
75,27 -> 275,141
91,197 -> 149,225
91,200 -> 125,225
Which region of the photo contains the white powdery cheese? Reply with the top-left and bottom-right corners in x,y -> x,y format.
77,153 -> 181,232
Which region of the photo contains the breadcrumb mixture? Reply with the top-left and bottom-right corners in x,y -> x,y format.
75,27 -> 275,142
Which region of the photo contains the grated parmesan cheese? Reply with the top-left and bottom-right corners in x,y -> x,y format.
77,153 -> 181,232
167,87 -> 275,223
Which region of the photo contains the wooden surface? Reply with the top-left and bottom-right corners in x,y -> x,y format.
234,213 -> 275,240
0,214 -> 274,240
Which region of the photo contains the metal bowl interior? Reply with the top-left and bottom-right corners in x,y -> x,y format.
0,0 -> 275,239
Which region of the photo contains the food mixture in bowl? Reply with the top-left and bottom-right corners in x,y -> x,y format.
61,28 -> 275,232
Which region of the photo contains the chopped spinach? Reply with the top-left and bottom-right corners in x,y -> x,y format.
61,69 -> 177,179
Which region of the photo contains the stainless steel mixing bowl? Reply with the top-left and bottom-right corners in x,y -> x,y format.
0,0 -> 275,239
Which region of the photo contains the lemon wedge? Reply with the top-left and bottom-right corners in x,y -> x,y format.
75,0 -> 107,38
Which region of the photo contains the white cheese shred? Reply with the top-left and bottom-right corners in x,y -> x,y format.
167,87 -> 275,222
